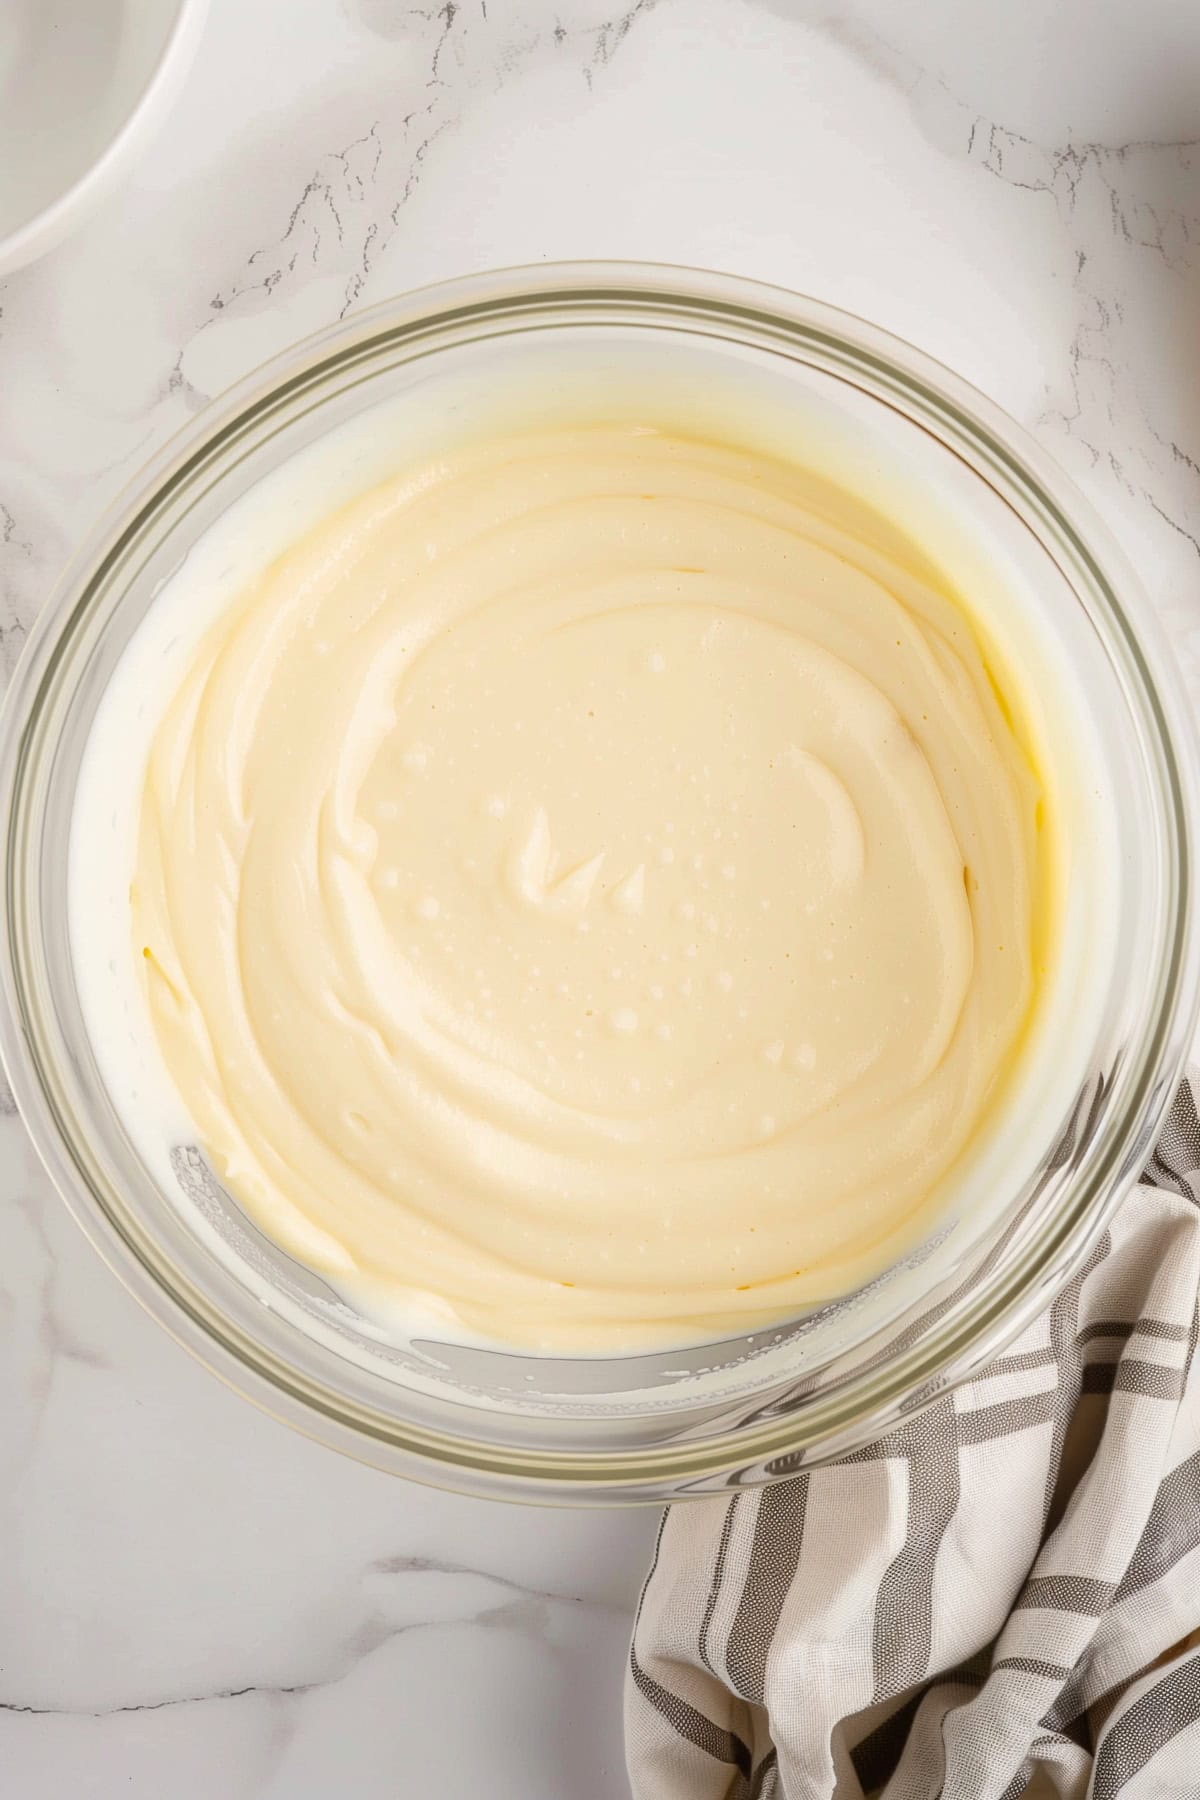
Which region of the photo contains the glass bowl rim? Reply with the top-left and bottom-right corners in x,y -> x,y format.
2,259 -> 1198,1502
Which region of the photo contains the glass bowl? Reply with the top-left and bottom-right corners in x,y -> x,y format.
2,263 -> 1197,1503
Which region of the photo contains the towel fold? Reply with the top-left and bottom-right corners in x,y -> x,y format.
627,1073 -> 1200,1800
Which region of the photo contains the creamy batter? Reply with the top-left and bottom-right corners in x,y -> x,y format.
132,423 -> 1044,1349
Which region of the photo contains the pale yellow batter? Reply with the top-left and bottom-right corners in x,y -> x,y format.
133,424 -> 1044,1349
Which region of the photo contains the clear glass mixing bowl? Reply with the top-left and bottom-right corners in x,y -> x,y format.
2,264 -> 1197,1502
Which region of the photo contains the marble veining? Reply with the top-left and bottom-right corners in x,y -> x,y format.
2,0 -> 1200,1792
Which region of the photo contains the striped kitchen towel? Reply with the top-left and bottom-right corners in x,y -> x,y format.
626,1073 -> 1200,1800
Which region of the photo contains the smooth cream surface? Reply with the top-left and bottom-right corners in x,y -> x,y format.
133,424 -> 1043,1349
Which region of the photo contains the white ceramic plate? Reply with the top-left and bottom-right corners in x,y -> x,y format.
0,0 -> 206,277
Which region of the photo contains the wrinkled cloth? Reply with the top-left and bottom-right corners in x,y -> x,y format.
626,1073 -> 1200,1800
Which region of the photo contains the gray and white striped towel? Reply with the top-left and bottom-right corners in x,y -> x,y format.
626,1072 -> 1200,1800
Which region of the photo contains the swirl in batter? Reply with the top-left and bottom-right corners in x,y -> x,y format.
133,424 -> 1044,1349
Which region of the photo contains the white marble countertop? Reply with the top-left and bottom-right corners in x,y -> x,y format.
2,1 -> 1200,1793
